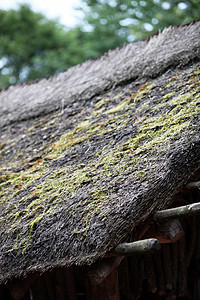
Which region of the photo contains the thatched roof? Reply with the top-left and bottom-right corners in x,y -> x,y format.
0,22 -> 200,283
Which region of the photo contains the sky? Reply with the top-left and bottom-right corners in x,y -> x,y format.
0,0 -> 83,27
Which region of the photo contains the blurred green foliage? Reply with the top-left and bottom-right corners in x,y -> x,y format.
0,1 -> 199,88
0,4 -> 92,88
80,0 -> 200,48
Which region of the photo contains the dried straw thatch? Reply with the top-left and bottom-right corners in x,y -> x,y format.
0,21 -> 200,283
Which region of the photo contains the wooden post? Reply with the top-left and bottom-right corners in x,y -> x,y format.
87,256 -> 123,285
31,275 -> 49,300
118,258 -> 130,300
144,254 -> 157,294
166,295 -> 177,300
55,268 -> 68,300
162,244 -> 173,290
0,286 -> 5,300
152,251 -> 165,296
8,272 -> 39,300
44,270 -> 56,300
64,267 -> 77,300
177,236 -> 187,297
194,216 -> 200,299
171,242 -> 178,295
128,255 -> 144,299
186,216 -> 196,267
87,268 -> 120,300
196,279 -> 200,300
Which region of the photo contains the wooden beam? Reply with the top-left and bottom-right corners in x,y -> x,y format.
186,181 -> 200,189
153,202 -> 200,221
115,238 -> 160,255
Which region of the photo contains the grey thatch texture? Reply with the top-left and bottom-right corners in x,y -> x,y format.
0,22 -> 200,283
1,22 -> 200,128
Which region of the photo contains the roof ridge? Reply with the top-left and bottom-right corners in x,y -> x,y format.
0,21 -> 200,128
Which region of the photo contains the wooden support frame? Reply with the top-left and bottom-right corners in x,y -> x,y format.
186,181 -> 200,189
115,238 -> 160,255
153,181 -> 200,222
114,201 -> 200,255
153,202 -> 200,221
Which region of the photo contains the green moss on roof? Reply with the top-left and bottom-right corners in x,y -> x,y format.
0,64 -> 200,260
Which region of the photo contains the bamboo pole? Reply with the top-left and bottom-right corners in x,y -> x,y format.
153,202 -> 200,221
115,239 -> 160,255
